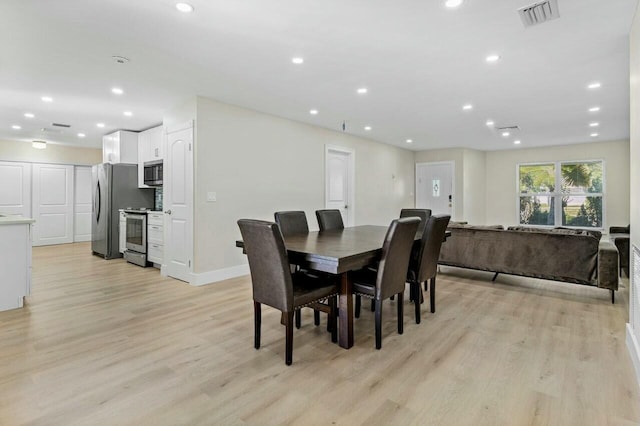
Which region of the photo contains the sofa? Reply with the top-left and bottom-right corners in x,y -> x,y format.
438,224 -> 619,303
609,225 -> 630,277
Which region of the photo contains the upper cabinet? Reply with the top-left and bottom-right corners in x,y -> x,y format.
103,131 -> 139,164
138,125 -> 164,188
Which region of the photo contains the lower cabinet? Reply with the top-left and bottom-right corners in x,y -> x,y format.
119,210 -> 126,254
147,211 -> 163,266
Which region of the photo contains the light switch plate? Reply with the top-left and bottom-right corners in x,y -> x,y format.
207,192 -> 217,202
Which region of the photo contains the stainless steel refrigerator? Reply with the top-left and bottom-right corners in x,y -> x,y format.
92,163 -> 155,259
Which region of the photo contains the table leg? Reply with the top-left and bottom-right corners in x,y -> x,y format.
338,272 -> 354,349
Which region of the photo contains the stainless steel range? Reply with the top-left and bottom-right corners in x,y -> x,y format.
124,209 -> 150,267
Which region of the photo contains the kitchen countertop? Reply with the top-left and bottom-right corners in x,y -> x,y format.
0,215 -> 35,225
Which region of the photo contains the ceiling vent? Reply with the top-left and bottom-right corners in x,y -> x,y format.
518,0 -> 559,28
497,126 -> 520,132
52,123 -> 71,128
40,127 -> 63,134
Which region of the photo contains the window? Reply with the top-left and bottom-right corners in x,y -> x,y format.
518,160 -> 604,228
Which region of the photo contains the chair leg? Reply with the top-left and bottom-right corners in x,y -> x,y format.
390,295 -> 395,301
413,283 -> 421,324
295,309 -> 301,329
430,277 -> 436,313
314,310 -> 320,326
370,299 -> 375,312
355,295 -> 361,318
254,301 -> 261,349
285,311 -> 294,366
611,289 -> 615,304
329,296 -> 338,343
375,299 -> 383,350
397,291 -> 404,335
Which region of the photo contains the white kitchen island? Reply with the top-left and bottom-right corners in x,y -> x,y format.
0,215 -> 35,312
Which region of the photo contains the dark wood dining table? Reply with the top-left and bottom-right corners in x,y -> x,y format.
236,225 -> 450,349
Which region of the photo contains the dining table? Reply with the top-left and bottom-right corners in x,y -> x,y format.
236,225 -> 450,349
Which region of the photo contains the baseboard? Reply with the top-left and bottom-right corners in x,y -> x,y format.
626,323 -> 640,390
189,264 -> 250,286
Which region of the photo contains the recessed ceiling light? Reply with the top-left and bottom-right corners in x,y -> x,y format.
111,87 -> 124,95
11,125 -> 21,130
309,109 -> 318,115
32,140 -> 47,150
291,57 -> 304,64
41,96 -> 53,103
514,140 -> 521,145
97,123 -> 105,128
589,122 -> 599,127
486,54 -> 500,63
175,3 -> 194,13
502,131 -> 510,137
357,87 -> 368,94
463,104 -> 473,110
590,133 -> 599,137
406,139 -> 413,144
112,56 -> 130,64
588,82 -> 601,89
364,126 -> 372,131
445,0 -> 463,8
24,113 -> 34,118
78,133 -> 86,138
589,106 -> 600,112
123,111 -> 133,117
486,120 -> 494,126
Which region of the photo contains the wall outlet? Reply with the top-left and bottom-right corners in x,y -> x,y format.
207,192 -> 217,202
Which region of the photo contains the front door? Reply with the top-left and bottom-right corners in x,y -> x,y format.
325,146 -> 354,226
416,162 -> 454,216
32,163 -> 74,246
164,123 -> 193,282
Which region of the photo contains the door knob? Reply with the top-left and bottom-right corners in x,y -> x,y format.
344,205 -> 348,209
164,210 -> 172,215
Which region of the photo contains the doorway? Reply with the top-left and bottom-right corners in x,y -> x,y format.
415,161 -> 454,216
325,146 -> 354,227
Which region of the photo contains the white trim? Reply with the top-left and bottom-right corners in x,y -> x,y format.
626,323 -> 640,390
325,145 -> 356,227
415,161 -> 455,218
188,264 -> 250,286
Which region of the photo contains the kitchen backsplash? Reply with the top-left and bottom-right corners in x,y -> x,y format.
155,188 -> 163,211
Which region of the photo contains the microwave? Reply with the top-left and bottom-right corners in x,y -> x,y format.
143,160 -> 163,186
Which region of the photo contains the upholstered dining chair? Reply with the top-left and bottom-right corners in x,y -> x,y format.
400,208 -> 432,234
352,217 -> 420,349
237,219 -> 338,365
316,209 -> 344,232
406,214 -> 450,323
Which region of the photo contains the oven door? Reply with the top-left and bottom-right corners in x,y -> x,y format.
125,213 -> 147,253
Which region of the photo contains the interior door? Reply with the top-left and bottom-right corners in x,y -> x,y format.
325,147 -> 354,226
164,123 -> 193,282
0,161 -> 31,217
74,166 -> 92,242
416,162 -> 454,216
32,164 -> 74,246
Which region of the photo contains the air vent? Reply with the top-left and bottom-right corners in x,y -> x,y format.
518,0 -> 559,28
40,127 -> 63,134
497,126 -> 520,132
52,123 -> 71,128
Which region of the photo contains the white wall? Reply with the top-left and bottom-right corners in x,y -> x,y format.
485,140 -> 630,230
0,139 -> 102,165
192,96 -> 415,276
462,149 -> 486,225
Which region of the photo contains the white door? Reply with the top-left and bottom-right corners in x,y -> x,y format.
325,146 -> 354,226
164,123 -> 193,282
0,161 -> 31,217
32,164 -> 74,246
74,166 -> 92,242
416,162 -> 454,216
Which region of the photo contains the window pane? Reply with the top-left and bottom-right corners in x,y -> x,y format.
519,164 -> 555,193
519,196 -> 555,226
561,162 -> 603,194
562,195 -> 603,228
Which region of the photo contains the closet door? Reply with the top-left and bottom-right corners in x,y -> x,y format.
74,166 -> 92,242
0,161 -> 31,217
32,164 -> 74,246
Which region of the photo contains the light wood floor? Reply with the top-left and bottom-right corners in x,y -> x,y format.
1,243 -> 638,425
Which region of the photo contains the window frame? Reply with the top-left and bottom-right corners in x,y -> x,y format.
515,159 -> 605,230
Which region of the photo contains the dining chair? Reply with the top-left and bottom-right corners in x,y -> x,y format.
316,209 -> 344,232
237,219 -> 338,365
406,214 -> 451,323
400,208 -> 432,234
352,217 -> 420,349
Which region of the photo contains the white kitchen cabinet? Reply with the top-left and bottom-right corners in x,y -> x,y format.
137,126 -> 163,188
0,217 -> 34,312
119,210 -> 126,254
147,211 -> 163,266
103,130 -> 139,164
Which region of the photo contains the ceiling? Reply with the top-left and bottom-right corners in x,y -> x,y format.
0,0 -> 636,151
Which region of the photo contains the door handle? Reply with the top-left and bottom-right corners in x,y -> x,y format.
164,210 -> 172,215
344,205 -> 348,209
